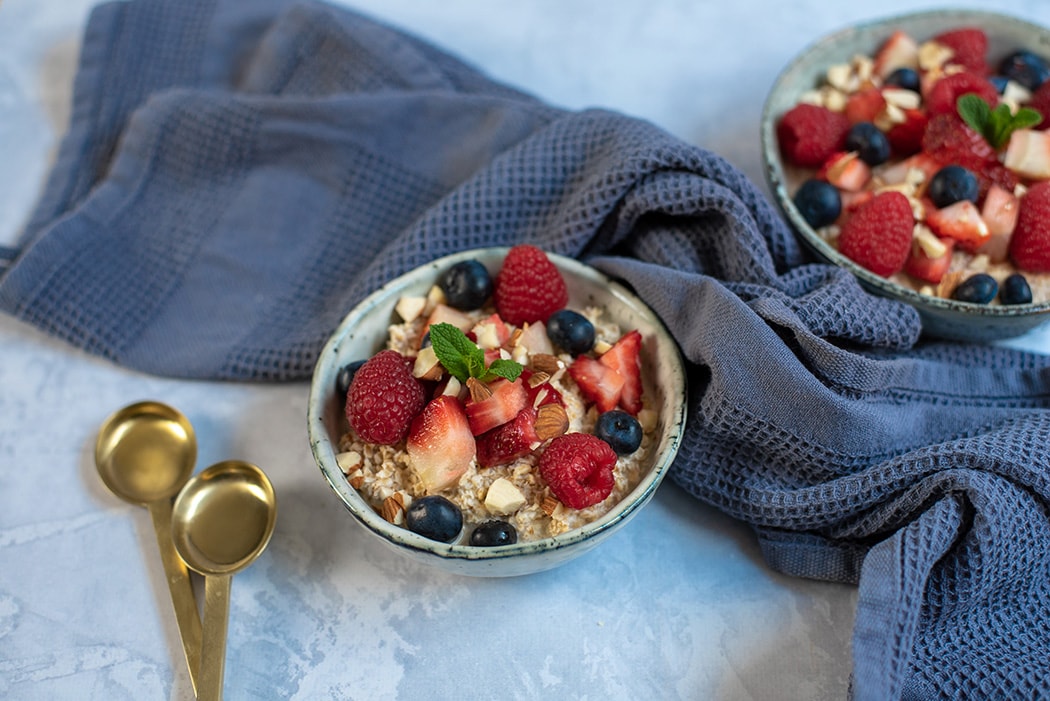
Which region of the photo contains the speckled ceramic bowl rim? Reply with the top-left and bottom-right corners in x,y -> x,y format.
307,248 -> 688,572
760,9 -> 1050,330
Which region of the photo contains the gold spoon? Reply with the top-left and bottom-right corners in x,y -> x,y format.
94,401 -> 203,695
172,460 -> 277,701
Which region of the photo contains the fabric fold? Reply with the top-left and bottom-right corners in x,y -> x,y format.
3,0 -> 1050,697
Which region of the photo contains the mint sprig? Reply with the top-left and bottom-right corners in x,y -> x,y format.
958,94 -> 1042,150
428,322 -> 522,384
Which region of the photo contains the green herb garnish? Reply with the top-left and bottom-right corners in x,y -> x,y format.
958,94 -> 1042,150
428,322 -> 522,384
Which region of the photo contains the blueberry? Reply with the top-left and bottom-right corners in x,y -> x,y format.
336,359 -> 366,398
1000,273 -> 1033,305
844,122 -> 890,166
469,520 -> 518,546
951,273 -> 998,305
405,495 -> 463,542
927,166 -> 979,208
546,309 -> 595,355
594,410 -> 643,455
439,260 -> 492,310
792,179 -> 841,229
419,330 -> 432,348
884,67 -> 920,93
999,50 -> 1050,91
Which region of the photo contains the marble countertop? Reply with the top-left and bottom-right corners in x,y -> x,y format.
2,1 -> 1048,699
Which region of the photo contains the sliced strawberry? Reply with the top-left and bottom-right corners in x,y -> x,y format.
878,152 -> 941,189
922,113 -> 998,173
475,408 -> 539,468
925,199 -> 990,251
422,303 -> 475,344
980,184 -> 1020,234
817,151 -> 871,192
904,236 -> 955,284
885,108 -> 928,157
1004,129 -> 1050,181
464,377 -> 527,436
406,396 -> 476,493
844,89 -> 887,124
568,356 -> 624,413
511,320 -> 554,356
873,30 -> 919,79
470,313 -> 511,349
598,330 -> 643,415
520,368 -> 565,409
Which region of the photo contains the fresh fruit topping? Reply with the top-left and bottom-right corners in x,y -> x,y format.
520,367 -> 565,409
927,165 -> 979,207
999,49 -> 1050,91
837,191 -> 913,277
904,232 -> 954,284
792,179 -> 841,228
465,377 -> 528,436
1000,273 -> 1034,305
439,259 -> 493,310
599,330 -> 643,415
346,350 -> 426,445
1009,181 -> 1050,272
405,495 -> 463,542
885,108 -> 929,156
1027,81 -> 1050,129
469,520 -> 518,546
475,407 -> 539,467
406,396 -> 476,493
539,433 -> 618,510
423,303 -> 475,341
925,199 -> 990,250
931,27 -> 988,74
951,273 -> 998,304
818,151 -> 871,192
958,94 -> 1042,150
336,359 -> 366,399
874,30 -> 919,79
429,322 -> 521,384
845,122 -> 891,165
776,103 -> 851,167
568,356 -> 624,413
844,89 -> 887,125
546,309 -> 596,355
594,410 -> 644,455
924,72 -> 998,117
1003,129 -> 1050,180
922,112 -> 998,172
885,67 -> 921,92
493,245 -> 568,326
470,313 -> 511,349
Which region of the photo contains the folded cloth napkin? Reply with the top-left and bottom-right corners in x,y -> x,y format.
3,1 -> 1050,698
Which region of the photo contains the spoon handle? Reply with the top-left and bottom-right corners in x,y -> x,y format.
148,499 -> 203,695
198,573 -> 232,701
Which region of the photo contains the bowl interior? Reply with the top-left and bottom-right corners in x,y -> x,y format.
307,248 -> 688,576
761,10 -> 1050,341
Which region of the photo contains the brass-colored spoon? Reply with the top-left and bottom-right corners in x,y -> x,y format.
172,460 -> 277,701
94,401 -> 203,695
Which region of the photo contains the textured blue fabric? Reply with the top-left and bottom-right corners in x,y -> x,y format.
2,1 -> 1049,697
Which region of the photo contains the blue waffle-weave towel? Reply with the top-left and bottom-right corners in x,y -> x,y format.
2,1 -> 1049,697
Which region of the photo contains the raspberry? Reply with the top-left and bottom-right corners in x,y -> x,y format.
493,245 -> 568,326
1028,82 -> 1050,130
931,27 -> 988,74
538,433 -> 617,510
922,113 -> 997,172
345,349 -> 426,445
1009,181 -> 1050,273
776,103 -> 851,168
924,72 -> 998,117
837,191 -> 914,277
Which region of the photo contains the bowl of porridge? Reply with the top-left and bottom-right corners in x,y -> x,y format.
761,10 -> 1050,341
307,247 -> 687,577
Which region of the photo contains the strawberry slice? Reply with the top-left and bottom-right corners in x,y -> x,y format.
885,108 -> 928,157
844,88 -> 887,125
568,356 -> 624,413
470,313 -> 511,349
817,152 -> 871,192
521,368 -> 565,409
422,303 -> 475,344
406,396 -> 476,493
599,330 -> 643,415
475,408 -> 539,468
979,184 -> 1020,258
904,236 -> 955,284
873,30 -> 919,79
925,199 -> 991,251
464,378 -> 527,436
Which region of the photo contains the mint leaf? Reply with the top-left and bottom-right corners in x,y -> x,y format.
957,94 -> 1043,150
427,321 -> 522,383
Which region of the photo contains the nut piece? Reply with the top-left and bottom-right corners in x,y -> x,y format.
540,494 -> 561,516
526,371 -> 551,389
336,450 -> 363,475
534,404 -> 569,441
466,377 -> 493,402
530,353 -> 562,375
412,345 -> 444,381
484,477 -> 526,515
381,492 -> 406,525
395,295 -> 427,323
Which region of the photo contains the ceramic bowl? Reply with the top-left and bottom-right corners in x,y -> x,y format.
307,248 -> 688,577
761,9 -> 1050,341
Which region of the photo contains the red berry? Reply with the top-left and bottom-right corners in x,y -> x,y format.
885,108 -> 928,157
406,396 -> 476,493
1010,181 -> 1050,273
539,433 -> 617,510
777,103 -> 851,168
493,245 -> 568,326
476,408 -> 539,468
924,72 -> 998,117
346,350 -> 426,445
1028,82 -> 1050,130
931,27 -> 988,74
922,113 -> 997,172
843,88 -> 886,124
837,191 -> 914,277
464,378 -> 527,436
567,356 -> 624,413
598,330 -> 643,415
